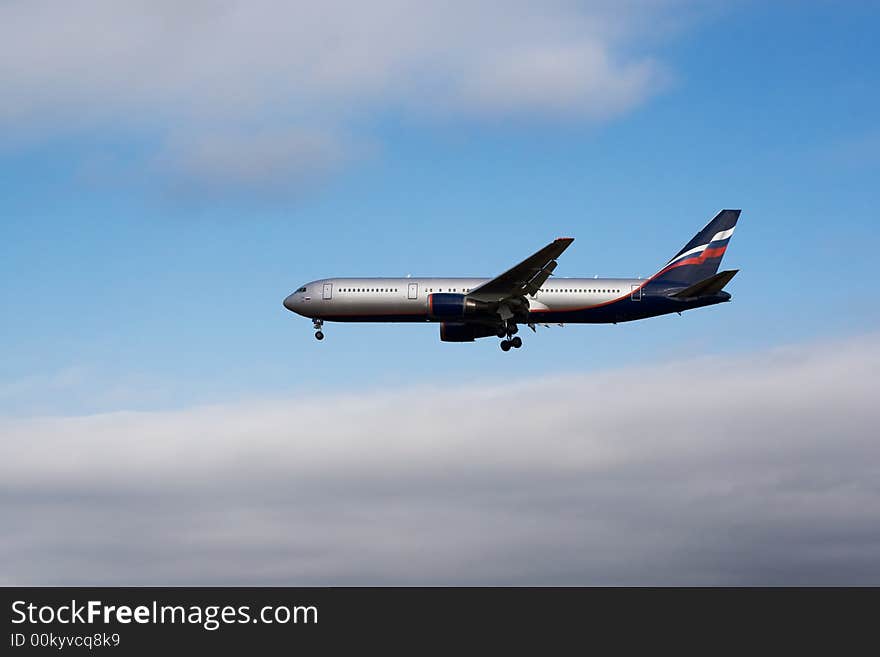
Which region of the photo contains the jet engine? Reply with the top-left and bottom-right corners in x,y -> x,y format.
427,293 -> 492,318
439,322 -> 499,342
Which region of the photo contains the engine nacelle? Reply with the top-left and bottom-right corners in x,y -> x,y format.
439,322 -> 499,342
428,293 -> 491,318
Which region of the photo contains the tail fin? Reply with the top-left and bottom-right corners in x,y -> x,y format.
651,209 -> 740,286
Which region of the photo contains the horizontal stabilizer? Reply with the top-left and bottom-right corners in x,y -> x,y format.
672,269 -> 738,298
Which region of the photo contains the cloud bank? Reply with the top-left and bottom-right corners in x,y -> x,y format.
2,334 -> 878,585
0,0 -> 681,192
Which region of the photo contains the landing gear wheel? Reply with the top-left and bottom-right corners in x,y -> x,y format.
511,336 -> 522,349
496,327 -> 507,338
315,331 -> 324,341
500,340 -> 511,352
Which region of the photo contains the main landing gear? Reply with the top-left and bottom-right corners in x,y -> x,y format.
500,336 -> 523,351
312,318 -> 324,341
499,321 -> 522,351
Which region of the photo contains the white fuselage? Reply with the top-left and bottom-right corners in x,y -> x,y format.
285,276 -> 645,321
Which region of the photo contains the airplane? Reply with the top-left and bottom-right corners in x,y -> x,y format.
283,209 -> 741,351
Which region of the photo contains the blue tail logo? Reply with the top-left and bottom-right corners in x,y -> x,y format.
651,209 -> 740,286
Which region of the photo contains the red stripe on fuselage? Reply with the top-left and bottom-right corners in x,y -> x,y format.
533,244 -> 729,314
316,241 -> 730,320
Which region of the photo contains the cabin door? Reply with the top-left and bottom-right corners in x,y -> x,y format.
630,284 -> 642,301
323,283 -> 333,300
408,283 -> 418,299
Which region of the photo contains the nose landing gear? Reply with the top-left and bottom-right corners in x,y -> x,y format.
312,318 -> 324,341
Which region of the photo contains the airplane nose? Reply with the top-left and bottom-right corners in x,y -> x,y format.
283,293 -> 297,312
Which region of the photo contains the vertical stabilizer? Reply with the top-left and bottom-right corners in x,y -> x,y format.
651,209 -> 740,285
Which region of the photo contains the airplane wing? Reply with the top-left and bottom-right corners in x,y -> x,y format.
467,237 -> 574,303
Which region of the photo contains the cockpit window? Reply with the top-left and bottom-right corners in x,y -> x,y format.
297,286 -> 307,293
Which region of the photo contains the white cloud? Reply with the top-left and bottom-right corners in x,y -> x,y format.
156,127 -> 363,195
458,42 -> 664,119
0,0 -> 686,191
1,334 -> 878,584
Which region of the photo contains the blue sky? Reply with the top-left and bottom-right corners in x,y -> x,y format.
3,1 -> 880,588
2,1 -> 879,415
